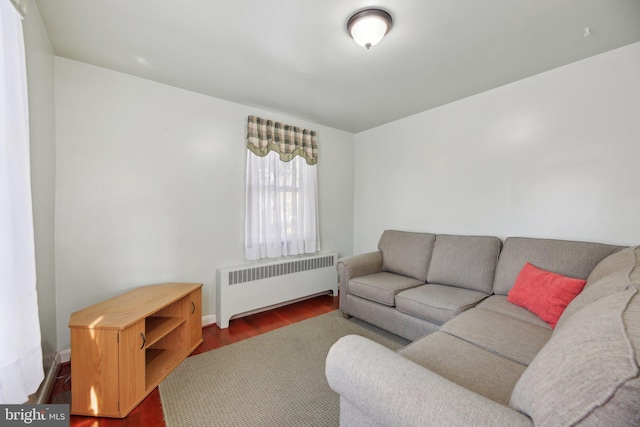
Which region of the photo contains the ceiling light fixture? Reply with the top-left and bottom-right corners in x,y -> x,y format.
347,8 -> 392,50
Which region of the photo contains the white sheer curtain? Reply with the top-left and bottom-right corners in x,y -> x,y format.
0,0 -> 44,403
245,151 -> 319,260
245,117 -> 320,261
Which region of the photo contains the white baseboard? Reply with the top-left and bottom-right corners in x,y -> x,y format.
202,314 -> 216,327
58,348 -> 71,364
36,353 -> 61,404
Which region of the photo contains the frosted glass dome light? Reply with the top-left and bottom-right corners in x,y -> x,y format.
347,9 -> 393,50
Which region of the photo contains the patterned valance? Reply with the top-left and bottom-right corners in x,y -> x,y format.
246,116 -> 318,165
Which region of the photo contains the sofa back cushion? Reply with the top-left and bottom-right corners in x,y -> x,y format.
492,237 -> 622,296
586,245 -> 635,285
426,234 -> 501,293
509,246 -> 640,426
555,246 -> 635,331
378,230 -> 436,282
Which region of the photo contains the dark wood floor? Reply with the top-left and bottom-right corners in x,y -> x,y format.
50,293 -> 340,427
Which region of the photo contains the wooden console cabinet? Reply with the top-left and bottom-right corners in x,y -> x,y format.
69,282 -> 203,418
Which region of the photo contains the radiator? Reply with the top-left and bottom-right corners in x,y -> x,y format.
215,253 -> 338,328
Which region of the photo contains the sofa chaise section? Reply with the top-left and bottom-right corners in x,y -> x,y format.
438,237 -> 623,367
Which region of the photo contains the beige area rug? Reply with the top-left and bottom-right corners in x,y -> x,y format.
158,310 -> 409,427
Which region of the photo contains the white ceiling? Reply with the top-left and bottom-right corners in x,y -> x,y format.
35,0 -> 640,133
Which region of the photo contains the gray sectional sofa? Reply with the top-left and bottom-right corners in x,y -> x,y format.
326,230 -> 640,426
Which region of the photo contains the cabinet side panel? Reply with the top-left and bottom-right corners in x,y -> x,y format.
189,288 -> 203,350
119,320 -> 146,415
70,328 -> 119,416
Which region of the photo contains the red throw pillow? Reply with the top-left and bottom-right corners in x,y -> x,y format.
507,263 -> 587,328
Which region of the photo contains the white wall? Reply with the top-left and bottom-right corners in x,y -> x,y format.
23,0 -> 57,365
49,39 -> 640,350
54,58 -> 354,350
354,42 -> 640,253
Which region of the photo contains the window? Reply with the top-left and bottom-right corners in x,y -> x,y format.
244,116 -> 319,260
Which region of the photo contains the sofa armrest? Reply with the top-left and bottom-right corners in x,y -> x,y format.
337,252 -> 383,313
326,335 -> 533,427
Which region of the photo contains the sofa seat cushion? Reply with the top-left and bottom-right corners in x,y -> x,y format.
510,285 -> 640,426
395,284 -> 488,325
399,331 -> 527,406
477,295 -> 550,328
349,272 -> 424,306
442,308 -> 552,366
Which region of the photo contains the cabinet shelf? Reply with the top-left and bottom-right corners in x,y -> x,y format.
69,282 -> 203,418
145,316 -> 186,348
145,348 -> 189,390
